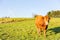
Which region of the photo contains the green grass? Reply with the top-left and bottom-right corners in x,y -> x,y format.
0,18 -> 60,40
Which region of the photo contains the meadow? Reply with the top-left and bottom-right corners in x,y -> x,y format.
0,18 -> 60,40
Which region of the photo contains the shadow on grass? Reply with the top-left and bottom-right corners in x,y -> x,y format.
48,26 -> 60,34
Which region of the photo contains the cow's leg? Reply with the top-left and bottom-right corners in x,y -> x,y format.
43,29 -> 47,40
43,29 -> 46,38
36,24 -> 41,36
43,30 -> 46,40
36,28 -> 41,37
43,25 -> 48,37
37,28 -> 40,34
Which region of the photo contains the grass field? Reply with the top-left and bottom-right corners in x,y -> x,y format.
0,18 -> 60,40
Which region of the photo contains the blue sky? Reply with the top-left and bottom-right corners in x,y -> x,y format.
0,0 -> 60,18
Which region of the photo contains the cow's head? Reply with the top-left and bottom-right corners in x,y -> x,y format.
44,15 -> 50,25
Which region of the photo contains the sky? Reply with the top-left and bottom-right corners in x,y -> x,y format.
0,0 -> 60,18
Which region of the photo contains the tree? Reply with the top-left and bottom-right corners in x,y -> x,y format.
47,10 -> 60,18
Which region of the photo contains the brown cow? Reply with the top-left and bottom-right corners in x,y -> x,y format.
35,15 -> 50,37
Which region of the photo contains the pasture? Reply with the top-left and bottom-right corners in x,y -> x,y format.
0,18 -> 60,40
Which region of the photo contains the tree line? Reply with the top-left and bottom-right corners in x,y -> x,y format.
34,10 -> 60,18
47,10 -> 60,18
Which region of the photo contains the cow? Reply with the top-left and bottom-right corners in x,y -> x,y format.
35,15 -> 50,37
